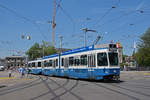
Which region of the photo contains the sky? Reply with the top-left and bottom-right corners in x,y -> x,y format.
0,0 -> 150,58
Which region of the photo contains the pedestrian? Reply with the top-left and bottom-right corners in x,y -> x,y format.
8,69 -> 12,78
26,68 -> 31,78
21,67 -> 25,78
18,67 -> 25,78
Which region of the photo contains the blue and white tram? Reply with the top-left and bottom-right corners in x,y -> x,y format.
42,54 -> 59,76
28,59 -> 43,74
28,43 -> 120,80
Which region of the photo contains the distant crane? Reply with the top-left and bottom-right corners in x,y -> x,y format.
52,0 -> 56,47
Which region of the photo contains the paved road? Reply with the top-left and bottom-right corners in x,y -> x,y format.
0,71 -> 150,100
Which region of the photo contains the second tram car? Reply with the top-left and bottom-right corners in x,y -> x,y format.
28,43 -> 120,80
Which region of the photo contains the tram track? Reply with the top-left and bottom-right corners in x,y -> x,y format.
0,75 -> 40,92
110,83 -> 150,97
30,76 -> 84,100
0,76 -> 47,96
38,76 -> 60,100
122,82 -> 150,90
49,77 -> 84,100
94,82 -> 140,100
30,76 -> 69,100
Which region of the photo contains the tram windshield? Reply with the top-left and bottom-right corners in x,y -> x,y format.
108,52 -> 118,66
97,53 -> 108,66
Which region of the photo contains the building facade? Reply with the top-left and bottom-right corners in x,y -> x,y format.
5,56 -> 26,69
116,42 -> 123,64
0,58 -> 5,66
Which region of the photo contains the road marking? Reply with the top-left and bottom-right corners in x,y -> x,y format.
0,77 -> 16,80
144,73 -> 150,76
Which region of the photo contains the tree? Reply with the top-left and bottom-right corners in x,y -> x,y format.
26,41 -> 57,60
120,54 -> 128,69
135,28 -> 150,67
26,43 -> 41,60
40,40 -> 57,56
44,46 -> 57,56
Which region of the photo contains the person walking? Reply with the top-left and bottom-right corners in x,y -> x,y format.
18,67 -> 25,78
8,70 -> 12,78
26,68 -> 31,78
21,67 -> 25,78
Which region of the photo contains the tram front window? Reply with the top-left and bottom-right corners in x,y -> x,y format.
97,53 -> 108,66
108,52 -> 118,66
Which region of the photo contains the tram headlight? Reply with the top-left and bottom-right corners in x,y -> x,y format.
113,70 -> 116,73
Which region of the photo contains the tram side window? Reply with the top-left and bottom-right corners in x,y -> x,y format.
108,52 -> 118,66
32,62 -> 35,67
44,61 -> 47,67
92,54 -> 96,67
61,58 -> 64,66
97,53 -> 108,66
81,55 -> 87,65
28,63 -> 31,67
56,59 -> 58,66
74,58 -> 80,66
49,60 -> 52,67
38,62 -> 41,67
64,58 -> 69,68
88,54 -> 96,67
69,57 -> 74,66
52,60 -> 56,68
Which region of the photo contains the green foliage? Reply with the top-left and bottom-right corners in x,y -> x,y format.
44,46 -> 57,56
135,28 -> 150,67
120,54 -> 128,67
26,43 -> 41,60
26,41 -> 57,60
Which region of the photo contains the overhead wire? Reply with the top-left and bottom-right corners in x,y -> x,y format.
94,0 -> 144,30
57,4 -> 76,34
92,8 -> 113,27
0,3 -> 48,40
103,0 -> 150,33
92,0 -> 145,52
55,0 -> 62,14
92,0 -> 120,28
94,3 -> 141,29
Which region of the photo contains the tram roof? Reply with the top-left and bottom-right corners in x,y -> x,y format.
42,43 -> 116,59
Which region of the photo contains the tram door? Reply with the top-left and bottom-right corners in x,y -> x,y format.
64,58 -> 69,76
88,54 -> 96,79
52,60 -> 56,75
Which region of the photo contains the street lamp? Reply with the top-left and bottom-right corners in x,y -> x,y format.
27,35 -> 31,40
82,28 -> 97,46
21,34 -> 31,67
